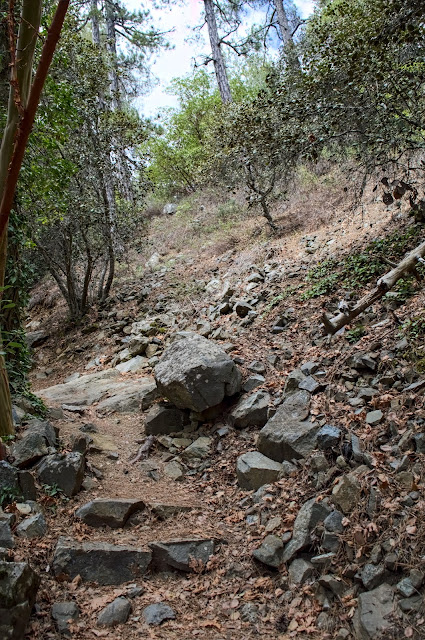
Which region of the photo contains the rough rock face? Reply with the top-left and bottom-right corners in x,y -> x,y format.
37,452 -> 85,497
352,584 -> 395,639
236,451 -> 282,490
257,406 -> 319,462
52,538 -> 152,585
154,332 -> 241,412
75,499 -> 145,528
0,561 -> 40,640
282,498 -> 332,563
229,391 -> 270,428
149,538 -> 215,572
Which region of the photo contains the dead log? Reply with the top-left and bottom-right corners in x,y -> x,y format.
322,238 -> 425,334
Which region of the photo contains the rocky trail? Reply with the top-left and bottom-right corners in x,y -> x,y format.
2,198 -> 425,640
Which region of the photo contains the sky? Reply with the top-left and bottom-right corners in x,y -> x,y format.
126,1 -> 316,116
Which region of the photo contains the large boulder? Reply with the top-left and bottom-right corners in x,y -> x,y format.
52,538 -> 152,585
257,405 -> 319,462
0,561 -> 40,640
154,332 -> 241,413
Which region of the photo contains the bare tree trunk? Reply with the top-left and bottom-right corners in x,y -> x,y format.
105,0 -> 120,110
90,0 -> 100,46
322,239 -> 425,334
273,0 -> 300,67
204,0 -> 232,104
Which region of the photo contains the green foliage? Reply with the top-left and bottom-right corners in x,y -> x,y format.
346,325 -> 366,343
301,225 -> 425,299
0,485 -> 21,507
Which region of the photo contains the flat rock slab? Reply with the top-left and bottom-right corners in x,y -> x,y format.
51,601 -> 80,636
96,381 -> 158,414
236,451 -> 282,490
154,332 -> 241,412
75,499 -> 145,528
0,561 -> 40,640
52,538 -> 152,585
149,538 -> 215,572
257,405 -> 319,462
37,369 -> 157,411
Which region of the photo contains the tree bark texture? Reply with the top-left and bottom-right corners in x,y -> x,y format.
273,0 -> 300,67
204,0 -> 232,104
0,0 -> 69,435
322,239 -> 425,334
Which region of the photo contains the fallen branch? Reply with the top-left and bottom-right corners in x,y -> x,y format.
322,238 -> 425,334
129,435 -> 156,464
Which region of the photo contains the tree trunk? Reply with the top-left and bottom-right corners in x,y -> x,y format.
0,0 -> 69,435
322,239 -> 425,334
273,0 -> 300,67
204,0 -> 232,104
0,0 -> 42,436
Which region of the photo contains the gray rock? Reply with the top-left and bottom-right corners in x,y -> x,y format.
127,335 -> 149,356
353,584 -> 394,639
310,552 -> 335,567
257,406 -> 318,462
116,356 -> 148,373
37,369 -> 124,407
332,474 -> 361,514
52,537 -> 152,585
282,498 -> 331,563
26,330 -> 49,348
150,538 -> 215,571
97,597 -> 131,627
0,522 -> 14,549
11,433 -> 49,469
164,460 -> 184,481
357,387 -> 379,401
318,574 -> 345,597
366,410 -> 383,426
181,437 -> 211,460
236,451 -> 282,490
229,391 -> 270,428
288,558 -> 314,585
24,419 -> 57,447
350,353 -> 377,372
0,561 -> 40,640
324,510 -> 344,533
0,462 -> 21,505
163,203 -> 177,215
240,602 -> 258,623
300,361 -> 320,375
18,471 -> 37,501
322,531 -> 341,553
243,375 -> 265,393
398,594 -> 423,612
145,403 -> 189,435
252,535 -> 283,568
317,425 -> 341,449
75,499 -> 145,528
154,332 -> 241,412
396,577 -> 416,598
51,601 -> 80,636
143,602 -> 176,625
284,369 -> 306,394
96,379 -> 158,414
37,452 -> 85,497
298,376 -> 322,394
16,513 -> 47,539
248,360 -> 266,374
280,390 -> 311,420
